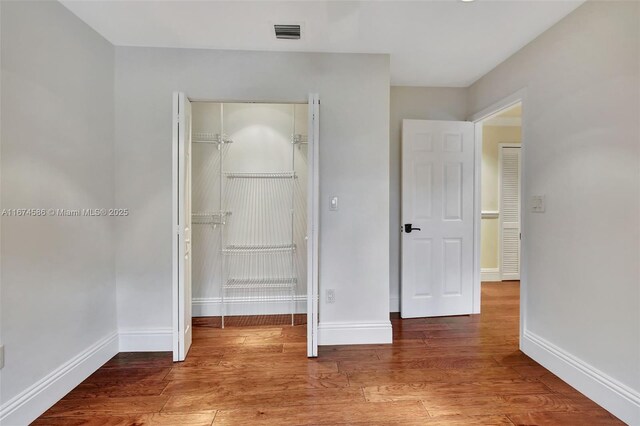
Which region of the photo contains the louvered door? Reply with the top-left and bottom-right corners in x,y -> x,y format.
499,145 -> 521,281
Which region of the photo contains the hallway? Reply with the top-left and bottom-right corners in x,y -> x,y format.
34,282 -> 622,425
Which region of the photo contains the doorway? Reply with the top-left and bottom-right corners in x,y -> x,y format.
190,102 -> 308,327
471,93 -> 525,343
478,103 -> 522,283
173,93 -> 320,361
400,94 -> 525,325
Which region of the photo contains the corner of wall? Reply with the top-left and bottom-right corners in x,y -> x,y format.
521,330 -> 640,425
0,332 -> 119,425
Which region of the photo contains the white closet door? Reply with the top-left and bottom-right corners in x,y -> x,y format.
499,145 -> 521,281
307,94 -> 319,357
401,120 -> 475,318
173,92 -> 193,361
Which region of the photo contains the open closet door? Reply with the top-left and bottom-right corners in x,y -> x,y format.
307,93 -> 319,357
401,120 -> 475,318
173,92 -> 193,361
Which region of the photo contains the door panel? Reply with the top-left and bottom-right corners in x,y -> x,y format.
173,92 -> 193,361
307,93 -> 319,358
401,120 -> 475,318
443,162 -> 463,220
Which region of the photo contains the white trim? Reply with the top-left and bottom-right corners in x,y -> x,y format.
483,116 -> 521,127
472,121 -> 483,314
119,328 -> 173,352
318,321 -> 392,346
389,296 -> 400,312
481,268 -> 501,282
522,330 -> 640,425
193,296 -> 307,317
481,210 -> 499,219
0,332 -> 118,426
172,91 -> 180,361
470,88 -> 527,123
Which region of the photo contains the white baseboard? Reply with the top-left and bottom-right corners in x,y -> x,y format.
481,268 -> 501,282
192,296 -> 307,317
389,296 -> 400,312
118,328 -> 172,352
0,331 -> 118,426
522,330 -> 640,425
318,321 -> 393,345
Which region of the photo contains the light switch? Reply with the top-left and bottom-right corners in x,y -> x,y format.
531,195 -> 545,213
329,196 -> 338,211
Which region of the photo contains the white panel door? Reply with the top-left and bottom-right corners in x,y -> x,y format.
307,93 -> 319,358
401,120 -> 475,318
499,145 -> 521,281
173,92 -> 193,361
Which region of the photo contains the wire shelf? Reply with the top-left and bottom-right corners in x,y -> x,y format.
224,278 -> 297,289
222,244 -> 296,254
224,172 -> 296,179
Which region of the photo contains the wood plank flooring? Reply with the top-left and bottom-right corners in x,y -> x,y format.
34,282 -> 623,425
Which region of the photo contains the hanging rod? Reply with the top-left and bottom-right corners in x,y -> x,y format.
224,172 -> 296,179
222,244 -> 296,254
224,278 -> 297,289
192,132 -> 233,144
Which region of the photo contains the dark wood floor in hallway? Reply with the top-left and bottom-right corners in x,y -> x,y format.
34,282 -> 622,425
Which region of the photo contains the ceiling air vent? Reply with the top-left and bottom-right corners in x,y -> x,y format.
274,24 -> 301,40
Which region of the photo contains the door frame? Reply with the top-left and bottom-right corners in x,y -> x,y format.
307,93 -> 320,357
498,143 -> 521,281
469,88 -> 527,342
171,92 -> 320,361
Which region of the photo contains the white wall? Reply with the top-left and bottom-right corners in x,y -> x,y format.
114,48 -> 391,345
0,1 -> 117,424
468,2 -> 639,423
389,87 -> 468,311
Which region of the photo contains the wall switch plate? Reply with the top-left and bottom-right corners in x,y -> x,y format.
326,289 -> 336,304
0,345 -> 4,369
329,196 -> 338,211
531,195 -> 545,213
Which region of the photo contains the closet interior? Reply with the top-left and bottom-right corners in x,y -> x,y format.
191,102 -> 308,327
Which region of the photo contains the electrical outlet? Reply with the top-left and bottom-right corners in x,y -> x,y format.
326,289 -> 336,304
0,345 -> 4,369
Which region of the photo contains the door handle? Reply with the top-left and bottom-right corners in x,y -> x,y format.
404,223 -> 421,233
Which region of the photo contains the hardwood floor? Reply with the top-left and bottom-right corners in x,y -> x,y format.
34,282 -> 623,425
